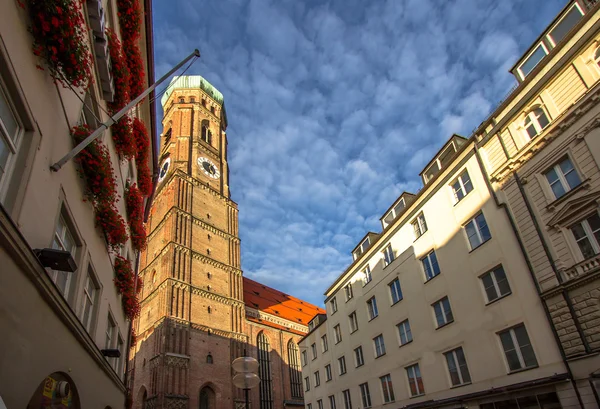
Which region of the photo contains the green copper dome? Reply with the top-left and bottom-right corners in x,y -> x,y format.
160,75 -> 224,107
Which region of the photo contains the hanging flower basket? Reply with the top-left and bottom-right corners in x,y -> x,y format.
123,39 -> 145,101
111,116 -> 137,159
96,204 -> 129,250
27,0 -> 93,89
116,0 -> 142,42
114,255 -> 141,320
125,183 -> 147,251
132,118 -> 152,196
132,117 -> 150,159
106,28 -> 130,113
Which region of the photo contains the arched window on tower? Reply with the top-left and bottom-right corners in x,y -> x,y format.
288,340 -> 303,398
201,120 -> 212,146
257,332 -> 274,409
206,353 -> 213,364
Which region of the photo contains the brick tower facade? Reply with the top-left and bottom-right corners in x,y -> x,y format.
130,76 -> 324,409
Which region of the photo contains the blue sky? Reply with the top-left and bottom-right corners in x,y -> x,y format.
152,0 -> 566,306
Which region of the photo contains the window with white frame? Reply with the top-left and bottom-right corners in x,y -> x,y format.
366,297 -> 378,320
311,343 -> 317,360
314,370 -> 320,387
382,244 -> 395,266
433,297 -> 454,328
338,356 -> 347,375
571,212 -> 600,260
362,265 -> 372,285
397,319 -> 412,345
406,364 -> 425,397
330,297 -> 338,314
105,313 -> 117,361
481,266 -> 511,303
465,212 -> 491,250
328,395 -> 336,409
50,214 -> 78,298
499,324 -> 538,371
342,390 -> 352,409
353,237 -> 371,260
389,278 -> 402,304
354,346 -> 364,367
421,250 -> 440,281
518,44 -> 548,79
373,334 -> 386,357
321,334 -> 328,352
0,78 -> 24,200
444,347 -> 471,386
348,311 -> 358,333
412,213 -> 428,239
523,107 -> 550,139
334,324 -> 342,344
548,3 -> 583,46
302,350 -> 307,366
383,198 -> 406,227
344,283 -> 353,301
452,170 -> 473,203
80,267 -> 99,332
359,382 -> 371,408
317,400 -> 324,409
304,376 -> 310,392
380,374 -> 395,403
544,156 -> 581,199
325,364 -> 332,381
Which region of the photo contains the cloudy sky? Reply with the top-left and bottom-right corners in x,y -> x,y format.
153,0 -> 566,306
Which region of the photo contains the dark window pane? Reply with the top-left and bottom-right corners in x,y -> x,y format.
549,6 -> 583,44
520,45 -> 547,77
537,110 -> 550,129
482,273 -> 498,301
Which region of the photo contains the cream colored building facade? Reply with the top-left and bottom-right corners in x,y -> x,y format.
300,1 -> 600,409
0,0 -> 156,408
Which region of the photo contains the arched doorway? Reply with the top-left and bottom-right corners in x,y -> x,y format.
199,386 -> 215,409
26,372 -> 80,409
136,386 -> 148,409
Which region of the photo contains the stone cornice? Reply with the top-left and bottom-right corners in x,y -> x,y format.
541,270 -> 600,299
147,206 -> 239,242
245,307 -> 309,333
142,316 -> 248,343
141,277 -> 245,307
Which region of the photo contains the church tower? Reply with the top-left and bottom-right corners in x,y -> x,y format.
131,76 -> 246,409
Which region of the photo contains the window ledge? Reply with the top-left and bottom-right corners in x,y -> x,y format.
356,363 -> 364,368
383,400 -> 396,405
334,341 -> 342,345
399,340 -> 413,348
409,394 -> 425,399
375,352 -> 387,359
368,315 -> 379,322
435,320 -> 455,331
450,382 -> 472,389
508,365 -> 539,375
424,273 -> 441,285
350,329 -> 358,335
362,280 -> 372,288
391,298 -> 403,307
413,230 -> 428,243
485,292 -> 512,306
546,178 -> 591,211
468,237 -> 492,254
383,261 -> 395,270
453,190 -> 474,207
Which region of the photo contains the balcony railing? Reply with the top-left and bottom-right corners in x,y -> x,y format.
563,254 -> 600,281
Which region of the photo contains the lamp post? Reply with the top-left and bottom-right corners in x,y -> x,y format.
232,354 -> 260,409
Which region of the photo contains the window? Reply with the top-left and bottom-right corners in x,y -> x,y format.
348,312 -> 358,333
433,297 -> 454,328
523,107 -> 550,139
406,364 -> 424,396
544,156 -> 581,199
354,346 -> 364,367
359,383 -> 371,408
330,297 -> 338,314
210,106 -> 215,115
499,324 -> 538,371
201,120 -> 212,145
362,265 -> 372,285
382,244 -> 395,266
80,268 -> 99,332
115,334 -> 124,375
325,364 -> 332,381
452,170 -> 473,202
302,350 -> 308,366
380,374 -> 395,403
105,314 -> 118,369
206,354 -> 213,364
465,212 -> 491,250
344,283 -> 353,301
481,266 -> 511,303
548,4 -> 583,45
389,278 -> 402,304
317,400 -> 324,409
445,347 -> 471,386
258,332 -> 274,409
288,341 -> 303,398
0,79 -> 23,199
366,297 -> 378,320
308,405 -> 312,409
334,324 -> 342,344
178,97 -> 185,103
397,320 -> 413,345
353,237 -> 371,260
328,395 -> 336,409
412,213 -> 428,239
374,334 -> 386,357
190,97 -> 196,103
321,335 -> 328,352
518,44 -> 548,79
304,377 -> 310,392
383,198 -> 406,227
342,390 -> 352,409
50,214 -> 78,297
571,212 -> 600,259
311,343 -> 317,360
314,370 -> 320,387
338,356 -> 347,375
421,250 -> 440,281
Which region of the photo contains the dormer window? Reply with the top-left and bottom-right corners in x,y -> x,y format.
548,3 -> 583,46
383,198 -> 405,227
423,141 -> 457,184
518,44 -> 548,80
523,107 -> 550,139
352,237 -> 371,260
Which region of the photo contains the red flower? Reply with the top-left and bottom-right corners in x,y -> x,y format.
111,116 -> 137,159
116,0 -> 142,42
106,28 -> 130,114
113,256 -> 141,320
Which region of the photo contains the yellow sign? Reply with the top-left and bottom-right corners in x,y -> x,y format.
42,377 -> 56,399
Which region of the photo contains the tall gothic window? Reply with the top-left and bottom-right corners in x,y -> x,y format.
288,341 -> 303,398
201,120 -> 212,145
258,332 -> 273,409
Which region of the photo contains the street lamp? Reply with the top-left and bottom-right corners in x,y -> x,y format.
232,354 -> 260,409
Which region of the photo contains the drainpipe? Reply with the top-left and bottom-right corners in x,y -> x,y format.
474,145 -> 585,409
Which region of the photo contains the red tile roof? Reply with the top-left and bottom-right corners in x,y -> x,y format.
243,277 -> 325,331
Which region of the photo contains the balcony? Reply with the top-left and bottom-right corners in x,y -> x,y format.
563,254 -> 600,281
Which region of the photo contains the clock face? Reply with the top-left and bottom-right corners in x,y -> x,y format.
197,157 -> 220,179
158,157 -> 171,184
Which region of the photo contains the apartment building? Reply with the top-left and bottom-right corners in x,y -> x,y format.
300,2 -> 600,409
0,0 -> 156,407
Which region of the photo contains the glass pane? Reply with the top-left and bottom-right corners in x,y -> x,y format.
576,236 -> 596,259
456,348 -> 471,383
477,213 -> 491,241
549,5 -> 583,44
425,162 -> 440,182
0,88 -> 18,140
571,223 -> 587,240
466,221 -> 480,248
56,271 -> 69,296
520,44 -> 547,77
545,167 -> 559,185
430,252 -> 440,275
588,214 -> 600,232
453,180 -> 464,201
526,123 -> 538,139
537,109 -> 550,129
422,257 -> 432,279
482,273 -> 498,301
405,323 -> 412,342
495,268 -> 511,296
0,132 -> 9,170
463,172 -> 473,194
520,344 -> 538,368
550,179 -> 566,199
444,299 -> 454,322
